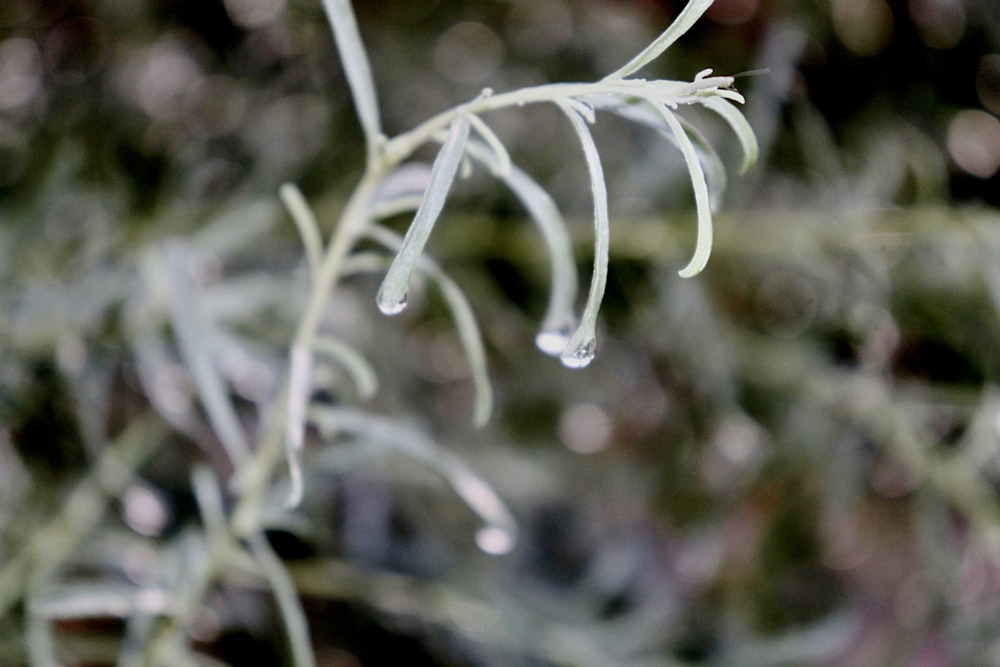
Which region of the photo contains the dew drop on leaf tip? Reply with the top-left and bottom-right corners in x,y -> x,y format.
535,327 -> 573,356
475,525 -> 516,555
376,289 -> 408,315
560,338 -> 597,369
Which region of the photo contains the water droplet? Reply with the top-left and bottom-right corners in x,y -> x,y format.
376,287 -> 408,315
535,326 -> 572,356
560,337 -> 596,369
475,525 -> 516,555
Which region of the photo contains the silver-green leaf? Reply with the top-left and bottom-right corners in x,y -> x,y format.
377,114 -> 470,316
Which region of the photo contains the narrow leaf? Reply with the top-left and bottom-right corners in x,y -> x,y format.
700,96 -> 759,173
462,139 -> 578,355
653,105 -> 715,277
165,243 -> 250,464
555,100 -> 610,369
279,183 -> 324,284
311,335 -> 379,400
320,0 -> 383,161
191,466 -> 227,539
603,0 -> 716,81
28,583 -> 172,620
367,163 -> 432,215
369,226 -> 493,426
466,114 -> 511,177
310,407 -> 518,552
377,114 -> 470,316
561,97 -> 597,124
248,533 -> 317,667
367,162 -> 432,220
585,95 -> 727,210
284,342 -> 312,508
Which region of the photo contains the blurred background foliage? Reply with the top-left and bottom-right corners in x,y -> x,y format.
2,0 -> 1000,665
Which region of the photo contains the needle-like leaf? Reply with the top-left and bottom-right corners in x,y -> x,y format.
462,139 -> 578,355
311,336 -> 379,400
279,183 -> 324,285
603,0 -> 716,81
700,96 -> 759,173
284,342 -> 312,507
653,104 -> 715,277
466,114 -> 511,177
585,94 -> 728,211
319,0 -> 383,162
555,100 -> 609,368
377,114 -> 470,316
369,225 -> 493,427
309,407 -> 518,553
165,242 -> 250,464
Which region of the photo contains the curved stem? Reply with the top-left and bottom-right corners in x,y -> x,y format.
383,77 -> 735,164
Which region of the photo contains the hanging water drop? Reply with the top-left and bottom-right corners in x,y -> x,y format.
535,326 -> 573,356
376,286 -> 408,315
475,525 -> 516,555
560,337 -> 596,369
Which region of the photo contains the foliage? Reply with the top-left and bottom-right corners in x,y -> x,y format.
2,0 -> 1000,666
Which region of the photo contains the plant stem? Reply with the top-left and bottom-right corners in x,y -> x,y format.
383,77 -> 736,165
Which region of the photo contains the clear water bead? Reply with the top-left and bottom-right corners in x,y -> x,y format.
376,287 -> 408,315
475,525 -> 516,555
560,337 -> 596,369
535,327 -> 572,356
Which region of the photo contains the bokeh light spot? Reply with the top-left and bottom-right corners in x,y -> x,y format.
559,402 -> 612,454
134,39 -> 203,120
908,0 -> 965,50
946,109 -> 1000,179
223,0 -> 286,30
833,0 -> 894,56
0,37 -> 43,110
122,483 -> 172,537
475,526 -> 516,555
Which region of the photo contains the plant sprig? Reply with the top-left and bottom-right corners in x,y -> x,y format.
133,2 -> 758,663
274,0 -> 757,564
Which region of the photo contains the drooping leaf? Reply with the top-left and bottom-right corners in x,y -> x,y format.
369,225 -> 493,427
554,100 -> 610,369
700,96 -> 759,173
377,114 -> 470,316
247,532 -> 317,667
309,407 -> 518,552
466,114 -> 511,177
653,105 -> 715,277
311,336 -> 379,400
585,94 -> 728,210
463,139 -> 578,355
279,183 -> 324,284
164,242 -> 250,464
